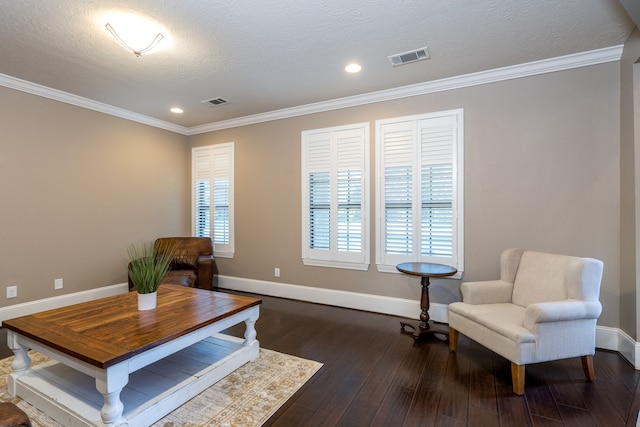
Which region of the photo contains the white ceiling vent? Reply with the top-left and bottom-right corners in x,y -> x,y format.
388,47 -> 430,67
201,97 -> 230,107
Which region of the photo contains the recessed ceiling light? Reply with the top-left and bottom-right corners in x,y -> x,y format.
345,63 -> 362,73
170,107 -> 183,114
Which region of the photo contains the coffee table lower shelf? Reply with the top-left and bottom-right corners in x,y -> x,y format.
10,334 -> 250,427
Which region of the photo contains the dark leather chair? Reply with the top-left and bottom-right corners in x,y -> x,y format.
0,403 -> 31,427
128,237 -> 218,291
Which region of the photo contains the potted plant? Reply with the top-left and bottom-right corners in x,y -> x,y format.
127,241 -> 176,310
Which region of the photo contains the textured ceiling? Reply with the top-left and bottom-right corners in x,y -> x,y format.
0,0 -> 635,129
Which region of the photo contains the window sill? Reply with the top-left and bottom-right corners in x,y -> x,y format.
303,259 -> 369,271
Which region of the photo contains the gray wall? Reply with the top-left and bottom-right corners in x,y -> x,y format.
191,61 -> 621,328
0,87 -> 190,302
620,28 -> 640,339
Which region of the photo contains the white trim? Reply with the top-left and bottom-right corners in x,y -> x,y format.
0,74 -> 188,135
188,45 -> 623,134
0,283 -> 129,323
219,274 -> 639,369
0,46 -> 622,136
220,275 -> 425,322
617,327 -> 639,368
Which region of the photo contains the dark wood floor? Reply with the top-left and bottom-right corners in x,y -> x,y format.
220,290 -> 640,427
2,290 -> 639,426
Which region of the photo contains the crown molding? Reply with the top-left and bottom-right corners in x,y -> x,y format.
0,74 -> 189,135
188,45 -> 623,135
0,45 -> 623,136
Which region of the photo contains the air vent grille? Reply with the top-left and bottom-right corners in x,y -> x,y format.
201,97 -> 230,107
388,47 -> 430,67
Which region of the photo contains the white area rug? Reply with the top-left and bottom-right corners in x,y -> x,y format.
0,348 -> 322,427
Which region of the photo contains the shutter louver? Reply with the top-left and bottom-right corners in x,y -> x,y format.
337,132 -> 363,252
421,119 -> 454,258
382,125 -> 414,255
307,136 -> 331,250
213,152 -> 230,245
194,150 -> 212,238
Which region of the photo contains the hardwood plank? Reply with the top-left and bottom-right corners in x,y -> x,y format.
558,404 -> 599,427
337,334 -> 412,426
371,385 -> 413,427
402,340 -> 450,427
437,341 -> 471,422
524,363 -> 562,422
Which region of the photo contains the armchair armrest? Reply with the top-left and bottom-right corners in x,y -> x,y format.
461,280 -> 513,304
524,300 -> 602,329
196,255 -> 214,290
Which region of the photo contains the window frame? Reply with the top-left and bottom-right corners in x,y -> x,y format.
192,142 -> 235,258
301,122 -> 370,270
375,109 -> 464,275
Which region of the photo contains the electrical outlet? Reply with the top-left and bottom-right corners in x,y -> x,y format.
54,278 -> 63,290
6,286 -> 17,299
274,267 -> 280,278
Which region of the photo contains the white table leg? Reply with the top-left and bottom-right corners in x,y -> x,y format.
244,306 -> 260,360
95,363 -> 128,427
7,331 -> 31,396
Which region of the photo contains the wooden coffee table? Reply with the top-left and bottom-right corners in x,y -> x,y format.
2,284 -> 261,427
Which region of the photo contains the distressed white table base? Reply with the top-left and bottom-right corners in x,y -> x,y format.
8,306 -> 259,427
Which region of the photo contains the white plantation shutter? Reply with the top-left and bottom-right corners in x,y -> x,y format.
381,123 -> 415,257
192,143 -> 234,258
420,117 -> 454,258
193,149 -> 212,238
336,132 -> 363,253
213,151 -> 231,246
376,110 -> 463,272
302,123 -> 369,270
307,134 -> 331,251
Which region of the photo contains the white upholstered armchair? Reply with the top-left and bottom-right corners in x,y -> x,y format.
448,248 -> 604,395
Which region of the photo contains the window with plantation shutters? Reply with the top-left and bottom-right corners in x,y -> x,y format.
375,110 -> 464,273
192,143 -> 234,258
302,123 -> 369,270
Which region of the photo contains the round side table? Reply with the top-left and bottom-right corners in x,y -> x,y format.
396,262 -> 457,340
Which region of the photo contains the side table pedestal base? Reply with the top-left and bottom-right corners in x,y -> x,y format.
400,320 -> 449,341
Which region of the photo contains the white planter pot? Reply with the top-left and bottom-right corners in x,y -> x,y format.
137,291 -> 157,311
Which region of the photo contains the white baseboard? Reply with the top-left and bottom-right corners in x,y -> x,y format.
0,277 -> 637,369
219,275 -> 639,369
0,283 -> 129,323
219,275 -> 440,322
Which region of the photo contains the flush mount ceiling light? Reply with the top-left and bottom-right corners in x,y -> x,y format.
104,13 -> 165,57
170,107 -> 183,114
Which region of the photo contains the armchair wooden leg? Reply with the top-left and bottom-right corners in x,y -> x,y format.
511,363 -> 525,395
449,327 -> 458,351
581,355 -> 595,382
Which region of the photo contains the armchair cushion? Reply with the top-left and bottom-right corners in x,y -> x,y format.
460,280 -> 513,304
449,302 -> 534,344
